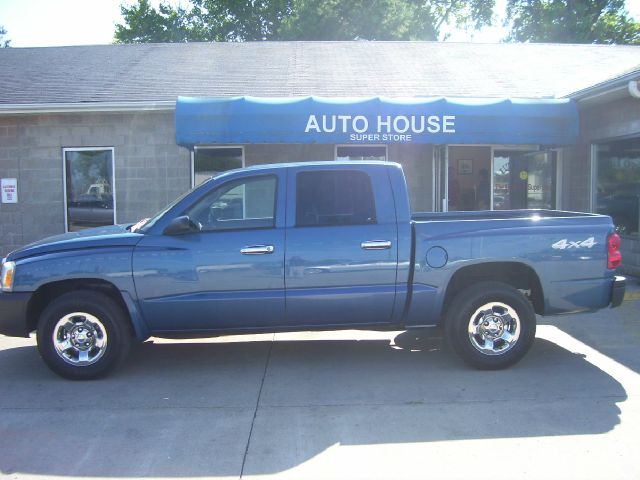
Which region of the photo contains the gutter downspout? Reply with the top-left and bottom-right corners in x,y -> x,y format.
629,80 -> 640,99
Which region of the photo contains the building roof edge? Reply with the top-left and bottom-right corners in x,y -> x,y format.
561,68 -> 640,101
0,101 -> 176,114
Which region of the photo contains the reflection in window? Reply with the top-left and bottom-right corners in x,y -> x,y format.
596,137 -> 640,236
64,149 -> 115,232
187,175 -> 277,231
193,147 -> 243,186
526,152 -> 557,209
336,146 -> 386,161
493,155 -> 510,210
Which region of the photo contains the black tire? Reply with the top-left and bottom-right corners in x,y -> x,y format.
36,290 -> 133,380
444,281 -> 536,370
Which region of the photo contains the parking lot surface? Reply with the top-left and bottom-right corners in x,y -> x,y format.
1,279 -> 639,480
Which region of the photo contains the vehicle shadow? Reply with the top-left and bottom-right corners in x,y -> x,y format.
0,329 -> 628,478
539,286 -> 640,374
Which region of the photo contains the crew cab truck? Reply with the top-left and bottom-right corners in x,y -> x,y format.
0,162 -> 626,379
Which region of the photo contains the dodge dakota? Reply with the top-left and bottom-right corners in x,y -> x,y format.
0,161 -> 626,379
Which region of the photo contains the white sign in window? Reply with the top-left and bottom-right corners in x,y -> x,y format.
1,178 -> 18,203
336,145 -> 387,161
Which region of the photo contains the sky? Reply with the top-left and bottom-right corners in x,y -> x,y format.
1,0 -> 639,47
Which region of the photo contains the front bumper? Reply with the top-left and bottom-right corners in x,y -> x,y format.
610,275 -> 626,308
0,291 -> 32,337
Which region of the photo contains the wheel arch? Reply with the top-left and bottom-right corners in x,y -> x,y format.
442,261 -> 544,318
26,279 -> 147,340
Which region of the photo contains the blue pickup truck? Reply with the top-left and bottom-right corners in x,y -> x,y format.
0,161 -> 626,379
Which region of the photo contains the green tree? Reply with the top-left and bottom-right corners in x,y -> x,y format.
191,0 -> 291,41
1,25 -> 10,48
506,0 -> 640,44
114,0 -> 208,43
114,0 -> 495,43
277,0 -> 494,40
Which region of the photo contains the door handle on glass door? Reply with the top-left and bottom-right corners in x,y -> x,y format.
240,245 -> 275,255
361,240 -> 392,250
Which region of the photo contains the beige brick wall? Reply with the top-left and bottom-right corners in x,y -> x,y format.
0,111 -> 191,256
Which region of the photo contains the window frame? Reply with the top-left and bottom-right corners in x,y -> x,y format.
185,173 -> 279,233
62,147 -> 116,233
294,169 -> 378,228
191,146 -> 245,188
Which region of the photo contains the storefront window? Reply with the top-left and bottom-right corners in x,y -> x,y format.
595,137 -> 640,236
193,147 -> 243,186
336,146 -> 386,161
64,148 -> 115,232
493,150 -> 557,210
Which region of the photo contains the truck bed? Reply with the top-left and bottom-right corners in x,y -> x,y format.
405,208 -> 616,326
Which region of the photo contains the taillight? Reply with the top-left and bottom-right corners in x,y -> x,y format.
607,232 -> 622,269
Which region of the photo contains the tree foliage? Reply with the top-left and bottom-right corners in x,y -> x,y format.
0,25 -> 10,48
506,0 -> 640,44
114,0 -> 206,43
277,0 -> 494,41
114,0 -> 495,43
191,0 -> 291,41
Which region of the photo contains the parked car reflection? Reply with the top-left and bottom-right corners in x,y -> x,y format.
597,183 -> 640,235
67,193 -> 114,231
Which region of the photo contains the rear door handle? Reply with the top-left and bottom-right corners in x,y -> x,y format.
240,245 -> 275,255
361,240 -> 392,250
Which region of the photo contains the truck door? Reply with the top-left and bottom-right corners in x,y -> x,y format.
284,164 -> 398,327
132,171 -> 286,333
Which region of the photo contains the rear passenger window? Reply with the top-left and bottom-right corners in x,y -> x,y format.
296,171 -> 377,227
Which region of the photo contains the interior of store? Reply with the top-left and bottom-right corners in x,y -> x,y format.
447,146 -> 557,212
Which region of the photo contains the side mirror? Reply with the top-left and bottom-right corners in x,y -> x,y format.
163,215 -> 200,235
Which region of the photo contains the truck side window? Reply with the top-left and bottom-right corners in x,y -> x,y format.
296,171 -> 377,227
187,175 -> 277,231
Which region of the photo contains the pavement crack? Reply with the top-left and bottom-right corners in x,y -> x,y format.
240,333 -> 274,479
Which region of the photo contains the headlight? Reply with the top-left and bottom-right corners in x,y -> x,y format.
1,261 -> 15,292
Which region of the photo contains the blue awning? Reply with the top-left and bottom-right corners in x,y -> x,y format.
175,96 -> 578,147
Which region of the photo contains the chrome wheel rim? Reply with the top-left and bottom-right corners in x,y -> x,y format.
52,312 -> 108,366
468,302 -> 520,356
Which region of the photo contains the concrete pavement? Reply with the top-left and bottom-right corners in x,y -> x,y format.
0,279 -> 639,479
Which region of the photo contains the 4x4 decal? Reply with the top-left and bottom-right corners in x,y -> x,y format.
551,237 -> 597,250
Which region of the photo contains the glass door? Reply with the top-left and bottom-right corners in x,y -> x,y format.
492,149 -> 557,210
525,151 -> 557,209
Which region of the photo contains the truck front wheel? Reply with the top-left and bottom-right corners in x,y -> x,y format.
36,291 -> 132,380
445,281 -> 536,369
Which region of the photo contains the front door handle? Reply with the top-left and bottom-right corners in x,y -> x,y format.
240,245 -> 275,255
361,240 -> 392,250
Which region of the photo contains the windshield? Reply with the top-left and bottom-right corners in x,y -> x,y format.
137,178 -> 215,233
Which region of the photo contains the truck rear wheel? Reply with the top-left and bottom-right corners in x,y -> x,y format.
445,281 -> 536,369
36,291 -> 132,380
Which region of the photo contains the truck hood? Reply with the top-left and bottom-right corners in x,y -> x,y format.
6,224 -> 144,261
